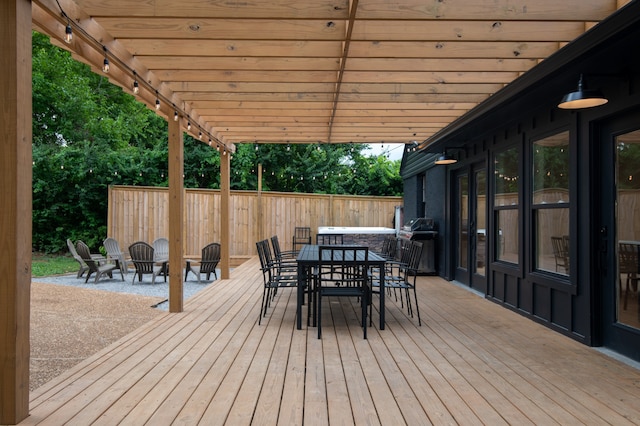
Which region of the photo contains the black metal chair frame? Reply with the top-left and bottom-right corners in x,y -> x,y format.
292,226 -> 312,254
256,239 -> 299,324
316,245 -> 370,339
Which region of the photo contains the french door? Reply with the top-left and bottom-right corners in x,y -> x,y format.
600,112 -> 640,359
454,163 -> 487,293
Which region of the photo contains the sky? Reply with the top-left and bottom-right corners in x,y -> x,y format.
365,143 -> 405,161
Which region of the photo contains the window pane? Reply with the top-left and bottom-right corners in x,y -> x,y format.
535,208 -> 570,275
496,209 -> 518,263
475,170 -> 487,276
458,174 -> 469,270
495,147 -> 519,206
616,129 -> 640,330
533,131 -> 570,204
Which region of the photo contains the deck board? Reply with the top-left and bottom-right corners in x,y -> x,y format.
20,256 -> 640,425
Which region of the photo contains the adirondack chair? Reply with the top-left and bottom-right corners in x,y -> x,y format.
103,237 -> 130,276
76,240 -> 123,284
129,241 -> 164,284
185,242 -> 221,283
67,238 -> 105,279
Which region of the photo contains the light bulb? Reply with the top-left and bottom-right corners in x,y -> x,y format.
174,110 -> 179,121
64,24 -> 73,44
102,57 -> 110,73
198,131 -> 202,140
155,98 -> 160,110
187,121 -> 191,131
132,80 -> 139,95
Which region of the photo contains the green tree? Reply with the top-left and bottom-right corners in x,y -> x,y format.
31,32 -> 402,253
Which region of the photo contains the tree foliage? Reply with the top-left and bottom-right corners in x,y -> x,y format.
31,32 -> 402,253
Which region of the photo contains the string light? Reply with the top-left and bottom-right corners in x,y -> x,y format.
132,71 -> 139,95
64,22 -> 73,43
102,47 -> 110,73
54,2 -> 231,154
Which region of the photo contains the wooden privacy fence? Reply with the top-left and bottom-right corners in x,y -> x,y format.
108,186 -> 403,265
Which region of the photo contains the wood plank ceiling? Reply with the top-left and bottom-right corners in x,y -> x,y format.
32,0 -> 623,152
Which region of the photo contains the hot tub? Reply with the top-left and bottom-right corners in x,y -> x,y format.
317,226 -> 396,252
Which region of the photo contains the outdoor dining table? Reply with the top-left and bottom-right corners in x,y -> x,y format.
296,244 -> 387,331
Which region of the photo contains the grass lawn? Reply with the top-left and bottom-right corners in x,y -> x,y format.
32,253 -> 79,277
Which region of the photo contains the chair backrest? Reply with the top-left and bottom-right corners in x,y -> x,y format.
129,241 -> 156,273
256,239 -> 268,270
406,241 -> 424,274
200,242 -> 221,273
67,238 -> 85,264
270,235 -> 289,260
620,242 -> 638,274
293,227 -> 311,243
381,235 -> 397,260
103,237 -> 126,266
75,240 -> 98,272
551,236 -> 568,257
397,238 -> 413,265
316,233 -> 344,245
152,237 -> 169,261
318,245 -> 369,287
255,239 -> 274,284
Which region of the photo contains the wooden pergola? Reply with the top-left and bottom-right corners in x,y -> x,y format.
0,0 -> 630,422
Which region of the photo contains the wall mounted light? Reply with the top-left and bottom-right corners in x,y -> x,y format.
434,147 -> 465,165
558,74 -> 608,109
405,141 -> 419,153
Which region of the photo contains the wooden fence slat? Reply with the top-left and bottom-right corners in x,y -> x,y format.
108,186 -> 402,264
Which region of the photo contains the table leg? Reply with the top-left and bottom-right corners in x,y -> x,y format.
297,263 -> 303,330
379,268 -> 385,330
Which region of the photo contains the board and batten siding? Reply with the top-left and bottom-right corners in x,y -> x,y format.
108,186 -> 402,265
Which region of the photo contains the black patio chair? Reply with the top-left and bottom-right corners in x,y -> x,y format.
316,233 -> 344,245
292,226 -> 312,254
316,245 -> 370,339
256,239 -> 298,324
372,240 -> 423,326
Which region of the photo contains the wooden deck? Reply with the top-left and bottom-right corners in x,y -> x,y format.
19,257 -> 640,425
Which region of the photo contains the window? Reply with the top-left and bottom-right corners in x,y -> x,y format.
532,131 -> 570,276
494,147 -> 519,263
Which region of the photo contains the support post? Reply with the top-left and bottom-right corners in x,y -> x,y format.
220,152 -> 231,279
168,117 -> 184,313
257,163 -> 263,240
0,0 -> 32,422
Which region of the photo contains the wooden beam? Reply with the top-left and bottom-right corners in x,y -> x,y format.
168,117 -> 184,313
0,0 -> 32,423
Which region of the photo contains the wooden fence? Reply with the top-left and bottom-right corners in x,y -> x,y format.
108,186 -> 403,265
